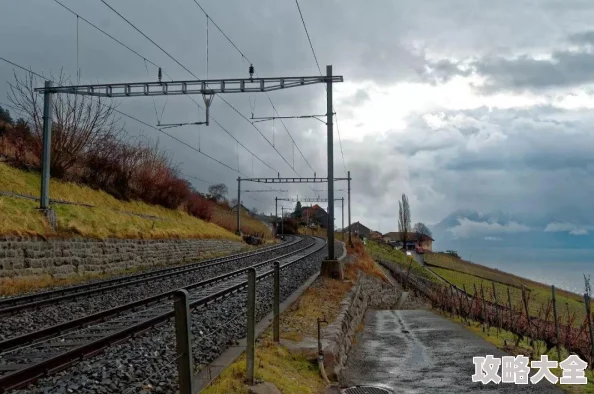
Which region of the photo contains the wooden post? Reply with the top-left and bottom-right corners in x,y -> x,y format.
492,282 -> 500,336
583,292 -> 594,368
472,283 -> 479,321
462,284 -> 469,319
481,283 -> 488,333
507,286 -> 513,331
173,290 -> 194,394
521,285 -> 532,340
552,285 -> 561,361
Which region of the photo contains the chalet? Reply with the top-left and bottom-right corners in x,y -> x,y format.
382,231 -> 434,252
343,221 -> 371,239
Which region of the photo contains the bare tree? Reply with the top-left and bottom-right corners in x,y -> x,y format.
8,71 -> 121,178
414,222 -> 432,238
208,183 -> 228,202
398,194 -> 411,250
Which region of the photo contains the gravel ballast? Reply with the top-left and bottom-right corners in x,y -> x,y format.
6,238 -> 332,394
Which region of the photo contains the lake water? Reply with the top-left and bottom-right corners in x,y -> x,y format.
453,247 -> 594,295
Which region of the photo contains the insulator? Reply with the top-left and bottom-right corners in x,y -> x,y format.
249,64 -> 254,79
158,67 -> 162,83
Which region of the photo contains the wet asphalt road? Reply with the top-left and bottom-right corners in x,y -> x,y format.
340,310 -> 563,393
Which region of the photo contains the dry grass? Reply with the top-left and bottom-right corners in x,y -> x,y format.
203,235 -> 383,393
445,313 -> 594,393
201,339 -> 326,394
0,162 -> 240,240
210,205 -> 273,240
0,249 -> 234,296
426,251 -> 587,323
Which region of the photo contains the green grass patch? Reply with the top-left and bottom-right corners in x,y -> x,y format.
365,241 -> 438,283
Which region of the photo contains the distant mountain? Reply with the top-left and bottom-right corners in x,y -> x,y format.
431,209 -> 594,253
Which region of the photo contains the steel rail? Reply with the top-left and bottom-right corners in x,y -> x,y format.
0,236 -> 301,314
0,237 -> 326,392
0,237 -> 316,352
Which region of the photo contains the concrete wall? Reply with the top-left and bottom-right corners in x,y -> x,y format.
0,237 -> 244,277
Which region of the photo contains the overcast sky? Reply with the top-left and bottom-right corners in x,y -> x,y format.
3,0 -> 594,239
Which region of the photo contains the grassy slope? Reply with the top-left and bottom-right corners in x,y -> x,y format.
366,241 -> 438,283
425,252 -> 587,323
0,161 -> 265,240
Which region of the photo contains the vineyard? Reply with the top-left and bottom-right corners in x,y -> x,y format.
380,253 -> 594,373
425,252 -> 587,324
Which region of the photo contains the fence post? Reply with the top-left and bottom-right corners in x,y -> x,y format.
492,282 -> 500,336
273,261 -> 280,342
521,285 -> 533,341
507,286 -> 513,331
246,267 -> 256,385
473,283 -> 479,321
174,289 -> 194,394
552,285 -> 561,361
583,292 -> 594,368
449,285 -> 456,315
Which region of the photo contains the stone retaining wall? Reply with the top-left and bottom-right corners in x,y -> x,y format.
0,237 -> 244,277
321,271 -> 402,380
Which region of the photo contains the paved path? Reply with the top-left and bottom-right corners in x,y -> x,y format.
340,310 -> 563,393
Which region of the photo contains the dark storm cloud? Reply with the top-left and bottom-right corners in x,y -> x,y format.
5,0 -> 594,234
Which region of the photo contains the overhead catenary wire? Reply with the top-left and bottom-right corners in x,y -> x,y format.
99,0 -> 298,178
189,0 -> 318,177
294,0 -> 348,177
0,56 -> 244,178
52,0 -> 277,176
0,57 -> 272,209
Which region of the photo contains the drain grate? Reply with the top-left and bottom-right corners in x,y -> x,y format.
342,386 -> 392,394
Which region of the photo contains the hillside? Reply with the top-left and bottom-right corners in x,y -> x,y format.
0,161 -> 270,240
424,251 -> 588,323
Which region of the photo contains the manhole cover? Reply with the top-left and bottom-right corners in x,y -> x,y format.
342,386 -> 392,394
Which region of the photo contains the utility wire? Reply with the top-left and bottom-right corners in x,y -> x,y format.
52,0 -> 277,175
99,0 -> 298,178
294,0 -> 348,176
0,56 -> 246,177
189,0 -> 317,177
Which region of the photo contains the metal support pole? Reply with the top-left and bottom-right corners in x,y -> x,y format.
347,170 -> 353,247
326,65 -> 335,259
40,81 -> 53,209
273,261 -> 280,342
236,177 -> 241,235
246,267 -> 256,385
275,197 -> 278,238
173,289 -> 194,394
281,207 -> 284,239
341,197 -> 344,241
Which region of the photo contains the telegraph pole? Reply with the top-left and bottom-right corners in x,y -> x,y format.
326,65 -> 335,259
236,177 -> 241,235
274,197 -> 278,238
348,170 -> 353,247
40,81 -> 53,210
341,197 -> 344,241
281,206 -> 285,239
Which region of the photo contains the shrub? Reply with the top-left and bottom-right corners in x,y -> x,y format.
186,192 -> 214,222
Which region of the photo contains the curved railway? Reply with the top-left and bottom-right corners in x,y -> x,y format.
0,236 -> 309,337
0,235 -> 301,313
0,236 -> 326,392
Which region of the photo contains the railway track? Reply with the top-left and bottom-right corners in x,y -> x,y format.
0,236 -> 326,392
0,235 -> 300,315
